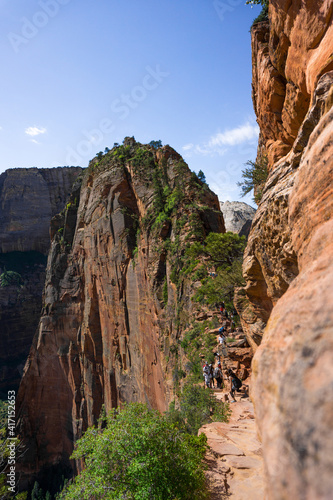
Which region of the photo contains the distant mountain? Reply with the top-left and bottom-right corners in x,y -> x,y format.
219,201 -> 256,237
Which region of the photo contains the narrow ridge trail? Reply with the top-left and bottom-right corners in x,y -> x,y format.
200,396 -> 264,499
199,308 -> 265,499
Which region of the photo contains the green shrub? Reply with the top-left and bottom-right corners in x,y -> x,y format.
162,278 -> 168,306
166,383 -> 230,435
238,155 -> 268,203
0,270 -> 22,287
251,3 -> 268,25
148,140 -> 162,149
58,402 -> 209,500
194,260 -> 245,308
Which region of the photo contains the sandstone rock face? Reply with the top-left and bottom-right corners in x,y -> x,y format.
0,167 -> 82,254
0,252 -> 47,398
0,167 -> 82,397
244,2 -> 333,498
16,141 -> 224,488
219,201 -> 256,237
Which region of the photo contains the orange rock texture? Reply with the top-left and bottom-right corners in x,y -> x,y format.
244,1 -> 333,498
16,139 -> 224,488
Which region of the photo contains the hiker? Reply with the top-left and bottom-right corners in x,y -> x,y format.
214,352 -> 220,363
220,303 -> 225,316
224,310 -> 229,319
203,361 -> 211,389
213,364 -> 223,389
218,332 -> 226,347
209,363 -> 214,388
227,368 -> 242,403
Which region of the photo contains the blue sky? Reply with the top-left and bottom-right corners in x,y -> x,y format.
0,0 -> 262,206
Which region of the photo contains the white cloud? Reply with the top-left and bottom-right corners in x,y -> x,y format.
30,139 -> 40,144
182,143 -> 194,151
208,122 -> 259,147
25,126 -> 47,137
182,121 -> 259,158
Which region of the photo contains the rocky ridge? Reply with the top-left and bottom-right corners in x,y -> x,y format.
16,139 -> 225,489
240,2 -> 333,498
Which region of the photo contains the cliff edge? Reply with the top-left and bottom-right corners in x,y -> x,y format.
16,139 -> 224,489
242,1 -> 333,498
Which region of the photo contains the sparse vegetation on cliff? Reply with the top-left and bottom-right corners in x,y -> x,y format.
238,155 -> 268,204
184,231 -> 246,309
0,269 -> 22,287
246,0 -> 269,26
167,383 -> 231,435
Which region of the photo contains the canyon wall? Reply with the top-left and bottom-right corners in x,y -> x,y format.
0,167 -> 82,254
243,1 -> 333,498
0,167 -> 82,397
16,140 -> 224,489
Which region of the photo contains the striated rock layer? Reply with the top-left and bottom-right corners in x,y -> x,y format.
0,167 -> 82,397
0,167 -> 82,254
16,140 -> 224,489
243,1 -> 333,498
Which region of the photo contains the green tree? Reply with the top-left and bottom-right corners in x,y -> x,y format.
237,156 -> 268,204
195,260 -> 245,308
246,0 -> 268,6
167,383 -> 230,435
246,0 -> 269,25
197,170 -> 206,184
187,232 -> 246,269
0,269 -> 22,287
149,140 -> 162,149
185,232 -> 246,308
31,482 -> 44,500
58,403 -> 208,500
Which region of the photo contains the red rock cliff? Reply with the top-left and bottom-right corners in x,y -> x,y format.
16,139 -> 224,488
0,167 -> 82,398
242,1 -> 333,498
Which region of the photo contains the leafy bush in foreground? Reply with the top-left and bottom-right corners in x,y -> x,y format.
58,403 -> 209,500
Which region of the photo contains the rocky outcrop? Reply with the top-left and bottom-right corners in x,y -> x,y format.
243,1 -> 333,498
16,140 -> 224,490
0,167 -> 82,254
219,201 -> 256,237
201,399 -> 264,500
0,167 -> 82,397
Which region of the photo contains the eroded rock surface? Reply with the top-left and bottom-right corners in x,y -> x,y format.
16,141 -> 224,489
243,1 -> 333,498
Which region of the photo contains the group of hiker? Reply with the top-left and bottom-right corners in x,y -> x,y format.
202,303 -> 243,403
202,362 -> 242,403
